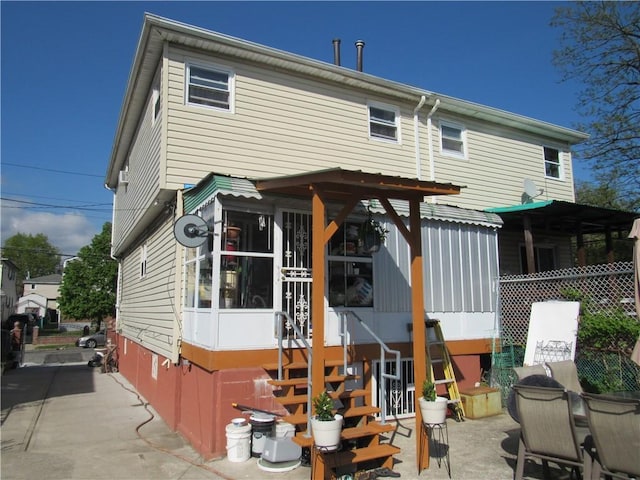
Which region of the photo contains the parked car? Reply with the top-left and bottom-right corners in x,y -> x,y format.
76,330 -> 106,348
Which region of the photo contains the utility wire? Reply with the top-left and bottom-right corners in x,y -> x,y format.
2,162 -> 103,178
1,197 -> 111,211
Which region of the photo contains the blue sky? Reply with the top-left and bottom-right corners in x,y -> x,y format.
1,1 -> 588,256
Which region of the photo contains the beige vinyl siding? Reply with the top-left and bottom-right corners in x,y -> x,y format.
112,67 -> 164,253
428,117 -> 575,211
118,215 -> 178,359
164,47 -> 418,188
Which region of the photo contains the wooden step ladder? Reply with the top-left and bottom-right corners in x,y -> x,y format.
425,319 -> 465,421
264,359 -> 400,479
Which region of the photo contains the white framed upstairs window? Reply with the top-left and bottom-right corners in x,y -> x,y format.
440,121 -> 466,158
543,146 -> 563,180
140,243 -> 148,279
368,102 -> 400,143
186,62 -> 234,112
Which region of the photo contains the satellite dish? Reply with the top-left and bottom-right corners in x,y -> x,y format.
522,179 -> 544,204
173,214 -> 210,248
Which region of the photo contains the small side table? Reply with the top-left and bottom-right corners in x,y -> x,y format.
424,422 -> 450,478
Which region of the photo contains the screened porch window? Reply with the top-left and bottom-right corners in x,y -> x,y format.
328,221 -> 375,307
219,210 -> 274,309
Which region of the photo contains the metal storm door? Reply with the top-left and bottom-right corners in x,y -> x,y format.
281,211 -> 313,339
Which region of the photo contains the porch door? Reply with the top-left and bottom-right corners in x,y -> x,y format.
281,211 -> 313,339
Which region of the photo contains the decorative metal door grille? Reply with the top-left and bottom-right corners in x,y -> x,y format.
372,358 -> 416,419
281,211 -> 313,339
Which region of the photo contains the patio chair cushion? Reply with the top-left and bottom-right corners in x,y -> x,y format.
582,392 -> 640,478
512,363 -> 548,381
507,374 -> 562,423
512,384 -> 586,480
545,360 -> 582,393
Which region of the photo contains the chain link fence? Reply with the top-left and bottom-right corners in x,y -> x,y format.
491,261 -> 640,403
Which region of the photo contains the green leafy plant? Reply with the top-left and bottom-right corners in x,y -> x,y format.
312,390 -> 335,421
422,380 -> 437,402
559,287 -> 640,354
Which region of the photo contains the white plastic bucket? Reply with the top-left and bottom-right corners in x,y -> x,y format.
275,421 -> 295,438
226,422 -> 251,463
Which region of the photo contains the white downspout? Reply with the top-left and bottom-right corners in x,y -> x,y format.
413,95 -> 426,179
426,98 -> 441,202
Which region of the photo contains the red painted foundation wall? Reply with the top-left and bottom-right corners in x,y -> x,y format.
116,334 -> 483,460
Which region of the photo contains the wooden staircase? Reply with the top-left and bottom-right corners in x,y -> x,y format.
264,359 -> 400,480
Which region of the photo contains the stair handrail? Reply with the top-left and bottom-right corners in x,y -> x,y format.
340,310 -> 401,424
274,311 -> 313,437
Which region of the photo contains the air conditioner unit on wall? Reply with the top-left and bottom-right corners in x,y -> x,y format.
119,170 -> 129,185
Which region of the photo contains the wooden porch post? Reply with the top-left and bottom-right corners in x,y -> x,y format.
311,190 -> 327,404
523,215 -> 536,274
379,196 -> 430,472
576,222 -> 586,267
409,199 -> 430,473
605,225 -> 614,264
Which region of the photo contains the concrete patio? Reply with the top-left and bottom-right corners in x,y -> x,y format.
2,359 -> 559,479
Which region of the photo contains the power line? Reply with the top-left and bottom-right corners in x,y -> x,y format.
2,191 -> 111,204
2,161 -> 103,178
1,197 -> 111,211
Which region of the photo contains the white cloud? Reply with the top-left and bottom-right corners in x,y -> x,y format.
1,206 -> 98,257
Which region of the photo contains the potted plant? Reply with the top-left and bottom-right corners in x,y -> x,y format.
360,206 -> 388,253
418,379 -> 448,424
310,390 -> 343,450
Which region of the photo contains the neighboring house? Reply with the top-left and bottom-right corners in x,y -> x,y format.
0,258 -> 18,327
105,14 -> 594,464
18,274 -> 61,325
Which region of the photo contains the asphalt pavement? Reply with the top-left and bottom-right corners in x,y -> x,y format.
1,349 -> 554,480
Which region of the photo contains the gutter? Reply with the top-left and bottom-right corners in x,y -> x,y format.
426,99 -> 441,202
413,95 -> 427,179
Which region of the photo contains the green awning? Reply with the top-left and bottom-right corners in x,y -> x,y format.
183,173 -> 262,212
486,200 -> 553,213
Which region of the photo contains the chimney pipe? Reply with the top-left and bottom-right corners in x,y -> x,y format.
355,40 -> 365,72
332,38 -> 341,66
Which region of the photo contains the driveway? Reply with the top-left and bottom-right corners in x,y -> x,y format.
1,363 -> 226,480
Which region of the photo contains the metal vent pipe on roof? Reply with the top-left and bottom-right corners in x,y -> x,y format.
355,40 -> 365,71
332,38 -> 341,66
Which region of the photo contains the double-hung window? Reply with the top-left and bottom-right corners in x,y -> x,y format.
544,147 -> 562,179
186,62 -> 234,111
368,103 -> 399,142
440,121 -> 466,157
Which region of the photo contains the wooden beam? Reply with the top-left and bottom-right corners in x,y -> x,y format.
378,197 -> 413,249
523,215 -> 536,274
605,225 -> 614,263
311,187 -> 328,408
408,198 -> 429,472
576,222 -> 586,267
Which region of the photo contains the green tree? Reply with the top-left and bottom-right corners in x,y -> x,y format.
58,223 -> 117,330
2,233 -> 60,291
574,181 -> 634,263
552,2 -> 640,210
